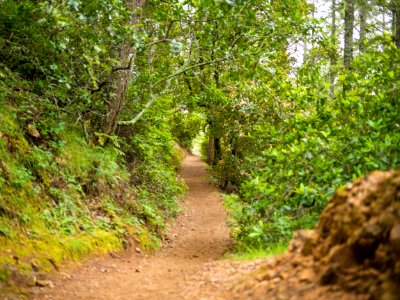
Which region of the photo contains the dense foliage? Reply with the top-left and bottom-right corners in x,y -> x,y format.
218,5 -> 400,250
0,0 -> 399,291
225,37 -> 400,249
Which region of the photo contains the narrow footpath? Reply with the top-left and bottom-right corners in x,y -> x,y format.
31,156 -> 397,300
32,155 -> 249,300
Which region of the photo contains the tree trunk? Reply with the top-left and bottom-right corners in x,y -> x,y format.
392,7 -> 396,40
359,0 -> 367,53
394,4 -> 400,48
207,133 -> 214,165
330,0 -> 337,96
103,0 -> 145,136
209,30 -> 222,166
303,38 -> 308,63
343,0 -> 355,96
103,45 -> 132,136
344,0 -> 355,70
206,133 -> 222,166
214,137 -> 222,164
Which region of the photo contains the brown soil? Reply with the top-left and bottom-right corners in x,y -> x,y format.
31,155 -> 235,300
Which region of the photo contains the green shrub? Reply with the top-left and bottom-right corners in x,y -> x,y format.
223,39 -> 400,251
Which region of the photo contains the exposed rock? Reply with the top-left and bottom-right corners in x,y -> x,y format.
36,280 -> 54,288
389,223 -> 400,249
27,124 -> 40,137
298,268 -> 315,283
31,262 -> 40,272
3,265 -> 37,287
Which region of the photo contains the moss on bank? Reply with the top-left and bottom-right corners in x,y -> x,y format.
0,104 -> 186,297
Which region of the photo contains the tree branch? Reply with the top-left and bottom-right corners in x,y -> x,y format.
145,38 -> 172,46
91,20 -> 176,95
153,58 -> 227,86
118,80 -> 171,126
90,55 -> 135,94
118,58 -> 226,126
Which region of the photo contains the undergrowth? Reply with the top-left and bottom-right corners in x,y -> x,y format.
214,41 -> 400,255
0,103 -> 186,296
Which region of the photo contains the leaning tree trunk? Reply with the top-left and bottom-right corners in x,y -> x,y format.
103,0 -> 145,136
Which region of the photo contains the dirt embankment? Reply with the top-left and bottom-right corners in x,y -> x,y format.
227,170 -> 400,300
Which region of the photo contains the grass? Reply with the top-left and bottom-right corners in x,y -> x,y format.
226,243 -> 288,261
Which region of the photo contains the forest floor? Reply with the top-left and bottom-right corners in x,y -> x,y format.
30,155 -> 261,300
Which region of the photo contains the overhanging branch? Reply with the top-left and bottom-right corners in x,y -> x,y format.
118,58 -> 226,126
153,58 -> 227,86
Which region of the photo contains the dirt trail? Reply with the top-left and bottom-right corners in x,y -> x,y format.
32,155 -> 237,300
31,158 -> 400,300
